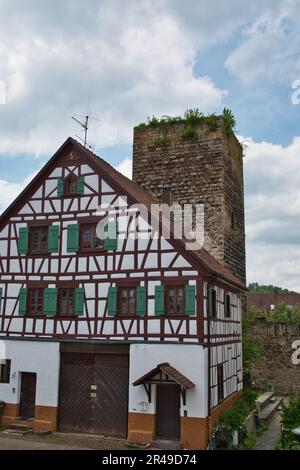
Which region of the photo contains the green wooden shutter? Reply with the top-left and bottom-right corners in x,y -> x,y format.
44,288 -> 58,316
19,288 -> 28,316
185,285 -> 196,316
75,288 -> 85,317
108,287 -> 117,316
48,225 -> 60,253
0,288 -> 3,314
77,176 -> 85,196
67,224 -> 79,253
155,286 -> 165,316
18,227 -> 29,255
57,178 -> 64,197
136,286 -> 147,316
104,221 -> 118,251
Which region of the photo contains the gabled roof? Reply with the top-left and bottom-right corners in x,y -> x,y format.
0,137 -> 246,291
133,362 -> 195,390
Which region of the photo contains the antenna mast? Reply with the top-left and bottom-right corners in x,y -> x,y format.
72,115 -> 89,147
72,88 -> 100,149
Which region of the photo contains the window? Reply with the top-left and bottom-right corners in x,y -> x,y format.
217,364 -> 224,403
64,175 -> 78,196
59,288 -> 75,316
30,226 -> 48,253
80,224 -> 104,251
208,288 -> 217,318
118,287 -> 136,315
224,293 -> 231,318
28,288 -> 44,315
166,286 -> 185,315
0,359 -> 11,384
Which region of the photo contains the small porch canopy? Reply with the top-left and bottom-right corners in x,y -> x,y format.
133,362 -> 195,406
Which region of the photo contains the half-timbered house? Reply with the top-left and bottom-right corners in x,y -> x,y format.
0,133 -> 245,449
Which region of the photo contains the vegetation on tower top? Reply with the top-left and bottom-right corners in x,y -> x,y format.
137,107 -> 237,137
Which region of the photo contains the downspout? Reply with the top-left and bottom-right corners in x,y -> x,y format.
205,271 -> 246,448
206,275 -> 218,444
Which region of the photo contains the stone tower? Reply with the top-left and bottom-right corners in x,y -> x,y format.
132,117 -> 246,285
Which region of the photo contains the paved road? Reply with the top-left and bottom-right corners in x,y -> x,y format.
254,412 -> 282,450
0,434 -> 89,450
0,431 -> 128,450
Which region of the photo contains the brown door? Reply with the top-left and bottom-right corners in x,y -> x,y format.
94,354 -> 129,437
58,353 -> 129,437
156,384 -> 180,440
19,373 -> 36,419
58,353 -> 94,433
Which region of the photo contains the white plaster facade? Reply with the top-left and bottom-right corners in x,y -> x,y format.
0,339 -> 60,407
129,343 -> 208,418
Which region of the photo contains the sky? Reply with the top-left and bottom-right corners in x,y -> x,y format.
0,0 -> 300,290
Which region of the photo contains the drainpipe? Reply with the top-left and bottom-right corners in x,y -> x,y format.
206,275 -> 217,443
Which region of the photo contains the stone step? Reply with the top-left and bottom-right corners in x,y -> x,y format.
255,392 -> 274,410
151,439 -> 182,450
5,423 -> 32,433
259,397 -> 283,422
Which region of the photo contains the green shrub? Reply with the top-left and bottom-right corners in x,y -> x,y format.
183,108 -> 204,125
281,393 -> 300,430
146,115 -> 160,127
267,303 -> 300,322
153,137 -> 169,148
280,393 -> 300,449
138,108 -> 236,136
223,107 -> 236,135
242,313 -> 263,370
220,389 -> 260,430
181,126 -> 198,141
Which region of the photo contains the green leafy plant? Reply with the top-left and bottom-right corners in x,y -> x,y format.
146,115 -> 160,127
280,393 -> 300,449
242,313 -> 263,371
248,282 -> 298,294
221,389 -> 260,429
282,393 -> 300,430
181,126 -> 198,141
223,107 -> 236,135
183,108 -> 204,125
267,303 -> 300,322
153,136 -> 169,148
242,429 -> 258,449
138,108 -> 236,136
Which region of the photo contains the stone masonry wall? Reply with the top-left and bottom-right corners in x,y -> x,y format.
132,117 -> 246,283
250,320 -> 300,394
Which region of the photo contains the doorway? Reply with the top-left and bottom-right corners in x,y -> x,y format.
19,372 -> 37,419
156,384 -> 180,440
58,352 -> 129,437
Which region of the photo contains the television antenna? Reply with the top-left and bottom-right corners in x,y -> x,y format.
72,115 -> 89,147
71,86 -> 100,149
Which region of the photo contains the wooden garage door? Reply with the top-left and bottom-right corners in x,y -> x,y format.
58,353 -> 129,437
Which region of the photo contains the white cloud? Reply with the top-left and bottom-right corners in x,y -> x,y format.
115,158 -> 132,179
225,1 -> 300,84
243,135 -> 300,290
0,0 -> 231,157
0,0 -> 286,157
0,171 -> 38,213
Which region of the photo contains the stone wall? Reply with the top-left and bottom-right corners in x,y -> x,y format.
132,117 -> 246,284
250,320 -> 300,394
